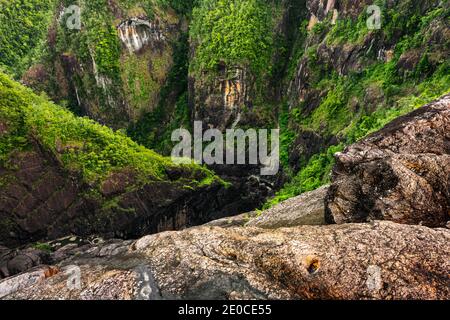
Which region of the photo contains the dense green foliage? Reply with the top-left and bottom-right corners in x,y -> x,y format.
190,0 -> 275,77
267,1 -> 450,208
129,33 -> 192,154
156,0 -> 198,15
0,72 -> 217,188
0,0 -> 55,77
1,0 -> 449,211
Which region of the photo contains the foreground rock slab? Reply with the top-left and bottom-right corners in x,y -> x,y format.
326,95 -> 450,227
2,221 -> 449,300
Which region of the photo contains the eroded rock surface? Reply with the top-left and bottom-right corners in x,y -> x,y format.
326,95 -> 450,227
247,186 -> 328,228
117,18 -> 167,53
2,221 -> 449,300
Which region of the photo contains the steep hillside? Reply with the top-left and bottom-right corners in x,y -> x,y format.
0,0 -> 449,301
0,0 -> 55,77
267,0 -> 450,206
0,72 -> 235,247
1,0 -> 197,131
1,0 -> 449,225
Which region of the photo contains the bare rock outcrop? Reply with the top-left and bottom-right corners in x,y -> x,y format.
326,95 -> 450,227
205,185 -> 328,229
2,221 -> 449,300
247,185 -> 328,228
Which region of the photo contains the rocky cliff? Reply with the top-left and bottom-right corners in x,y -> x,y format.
0,72 -> 246,248
3,0 -> 448,179
326,94 -> 450,227
15,1 -> 191,130
1,95 -> 449,299
0,0 -> 449,301
2,221 -> 449,300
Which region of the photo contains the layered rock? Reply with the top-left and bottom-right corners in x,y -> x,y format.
117,18 -> 167,54
208,185 -> 328,229
286,0 -> 448,168
190,65 -> 252,131
1,221 -> 449,300
0,142 -> 234,247
326,95 -> 450,227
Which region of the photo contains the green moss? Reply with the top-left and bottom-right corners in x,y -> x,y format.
32,242 -> 53,253
102,196 -> 136,214
0,72 -> 219,190
300,75 -> 354,136
121,51 -> 162,119
326,14 -> 370,45
155,0 -> 198,15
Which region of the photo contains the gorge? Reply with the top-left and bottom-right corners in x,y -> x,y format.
0,0 -> 449,300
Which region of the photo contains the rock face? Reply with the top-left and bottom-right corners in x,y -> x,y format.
0,246 -> 50,279
286,0 -> 447,168
190,66 -> 252,131
0,73 -> 252,248
1,221 -> 449,300
25,2 -> 187,128
326,95 -> 450,227
188,0 -> 305,130
0,139 -> 266,248
247,185 -> 328,228
117,18 -> 167,54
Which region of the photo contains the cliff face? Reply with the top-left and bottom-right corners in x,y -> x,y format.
19,1 -> 188,129
188,0 -> 306,130
8,0 -> 449,161
2,97 -> 449,299
0,73 -> 246,248
326,94 -> 450,227
286,0 -> 448,157
185,0 -> 449,192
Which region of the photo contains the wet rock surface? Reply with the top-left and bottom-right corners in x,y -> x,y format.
117,17 -> 168,53
326,95 -> 450,227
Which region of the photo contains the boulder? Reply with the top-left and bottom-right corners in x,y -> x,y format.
247,185 -> 329,228
0,247 -> 50,280
326,95 -> 450,227
2,221 -> 449,300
